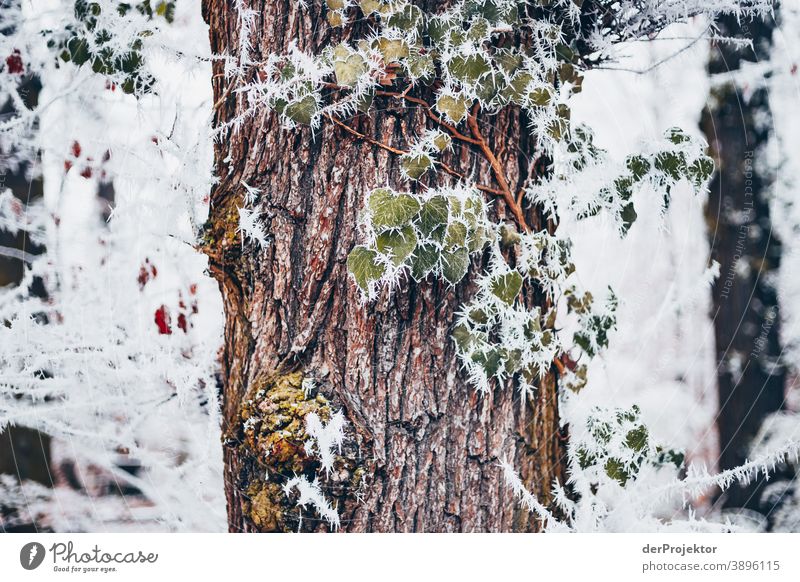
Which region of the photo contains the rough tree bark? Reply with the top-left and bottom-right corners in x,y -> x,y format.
201,0 -> 567,532
701,11 -> 788,518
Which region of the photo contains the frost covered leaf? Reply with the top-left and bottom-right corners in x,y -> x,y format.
436,94 -> 469,123
449,54 -> 492,83
490,271 -> 523,305
409,243 -> 439,280
368,188 -> 420,229
440,247 -> 470,284
284,95 -> 318,125
418,196 -> 448,238
332,45 -> 367,87
347,246 -> 385,292
375,37 -> 409,63
376,226 -> 418,266
401,154 -> 433,180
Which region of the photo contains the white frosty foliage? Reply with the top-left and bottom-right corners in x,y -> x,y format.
304,411 -> 346,476
528,125 -> 714,235
283,475 -> 341,530
0,0 -> 225,531
237,206 -> 269,250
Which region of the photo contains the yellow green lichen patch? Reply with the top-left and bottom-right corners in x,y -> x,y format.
244,478 -> 286,531
236,370 -> 368,531
240,371 -> 333,475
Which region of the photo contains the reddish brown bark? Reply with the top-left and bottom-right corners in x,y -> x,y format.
202,0 -> 566,532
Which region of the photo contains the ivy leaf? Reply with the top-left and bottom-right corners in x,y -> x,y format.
358,0 -> 381,13
490,271 -> 523,305
626,154 -> 650,181
347,246 -> 385,292
376,38 -> 409,64
625,425 -> 649,452
418,196 -> 448,238
503,72 -> 532,104
401,154 -> 433,180
688,156 -> 714,188
368,188 -> 421,229
432,133 -> 451,152
440,246 -> 470,284
333,46 -> 367,87
444,221 -> 467,248
529,86 -> 552,107
449,54 -> 492,83
376,226 -> 418,266
666,127 -> 691,144
409,243 -> 440,280
386,3 -> 423,31
471,348 -> 502,378
619,202 -> 637,234
654,151 -> 687,181
284,95 -> 318,125
406,52 -> 434,81
436,94 -> 469,123
451,324 -> 474,352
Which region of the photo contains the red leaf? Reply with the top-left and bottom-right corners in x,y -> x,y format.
154,305 -> 172,335
5,50 -> 23,75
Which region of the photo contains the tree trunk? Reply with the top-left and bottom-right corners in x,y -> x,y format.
202,1 -> 567,532
701,11 -> 788,518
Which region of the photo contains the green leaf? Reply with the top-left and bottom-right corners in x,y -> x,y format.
376,226 -> 418,266
604,457 -> 630,485
359,0 -> 381,14
451,324 -> 474,352
418,196 -> 449,238
376,37 -> 409,64
448,53 -> 492,83
347,246 -> 385,292
284,95 -> 317,125
467,17 -> 490,41
409,243 -> 439,280
625,155 -> 650,181
368,188 -> 421,229
441,247 -> 470,284
688,156 -> 714,188
436,94 -> 469,123
625,425 -> 649,452
444,221 -> 467,248
356,88 -> 375,113
654,151 -> 687,181
494,50 -> 523,75
386,3 -> 423,31
401,154 -> 433,180
529,86 -> 552,107
432,133 -> 451,152
619,202 -> 639,233
503,72 -> 532,104
333,46 -> 367,87
406,52 -> 435,80
471,348 -> 502,378
666,127 -> 690,144
490,271 -> 523,305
